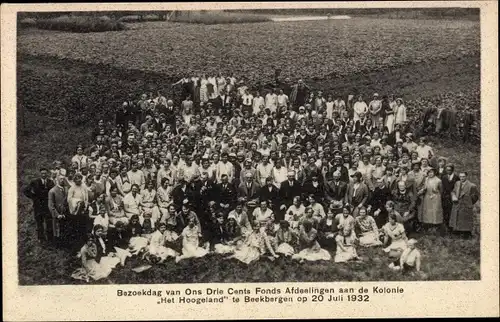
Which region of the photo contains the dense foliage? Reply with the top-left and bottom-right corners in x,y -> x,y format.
35,15 -> 126,33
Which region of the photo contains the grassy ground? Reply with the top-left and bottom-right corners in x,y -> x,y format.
17,48 -> 480,283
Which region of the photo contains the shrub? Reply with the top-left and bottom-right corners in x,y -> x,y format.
19,18 -> 37,28
36,15 -> 126,33
169,11 -> 271,24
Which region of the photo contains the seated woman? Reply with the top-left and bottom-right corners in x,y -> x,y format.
307,194 -> 326,221
106,221 -> 132,266
317,208 -> 338,250
381,214 -> 408,268
126,214 -> 149,255
285,196 -> 305,230
252,200 -> 275,232
147,222 -> 179,264
123,184 -> 143,219
88,193 -> 107,231
159,204 -> 178,227
93,207 -> 110,234
176,203 -> 202,235
176,217 -> 209,263
292,219 -> 331,263
227,200 -> 252,237
334,205 -> 356,234
141,180 -> 159,223
355,207 -> 383,247
106,187 -> 128,226
333,205 -> 359,262
211,213 -> 243,255
391,238 -> 422,275
299,206 -> 320,230
72,224 -> 120,281
139,211 -> 156,240
334,223 -> 359,263
226,220 -> 278,264
156,177 -> 173,224
384,201 -> 404,224
275,220 -> 298,257
72,236 -> 109,282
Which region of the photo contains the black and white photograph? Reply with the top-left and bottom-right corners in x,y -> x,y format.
13,5 -> 486,286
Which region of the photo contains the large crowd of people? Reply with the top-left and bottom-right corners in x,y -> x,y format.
23,74 -> 480,281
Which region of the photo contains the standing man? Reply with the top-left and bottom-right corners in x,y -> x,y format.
449,172 -> 479,238
23,168 -> 55,243
48,174 -> 68,248
289,79 -> 310,111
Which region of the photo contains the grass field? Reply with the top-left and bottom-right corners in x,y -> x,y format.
17,17 -> 481,284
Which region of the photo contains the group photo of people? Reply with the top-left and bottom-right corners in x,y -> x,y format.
22,74 -> 480,282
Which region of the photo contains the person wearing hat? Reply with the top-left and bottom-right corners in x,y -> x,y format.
392,138 -> 409,161
403,133 -> 418,152
345,171 -> 369,217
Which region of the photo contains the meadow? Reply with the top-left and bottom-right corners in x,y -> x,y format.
17,16 -> 481,284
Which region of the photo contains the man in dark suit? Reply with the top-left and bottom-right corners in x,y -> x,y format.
324,170 -> 347,206
258,177 -> 281,219
279,171 -> 302,213
238,171 -> 261,202
215,174 -> 237,216
192,173 -> 217,225
23,168 -> 55,243
171,178 -> 194,212
441,164 -> 460,232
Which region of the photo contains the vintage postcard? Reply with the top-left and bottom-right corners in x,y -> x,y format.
2,1 -> 498,320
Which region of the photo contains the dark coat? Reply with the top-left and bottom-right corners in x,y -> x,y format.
279,180 -> 302,208
215,183 -> 237,208
324,180 -> 348,203
23,178 -> 55,217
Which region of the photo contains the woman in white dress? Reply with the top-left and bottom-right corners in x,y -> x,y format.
394,98 -> 407,125
252,200 -> 275,232
176,217 -> 209,263
72,225 -> 120,281
285,196 -> 305,230
122,184 -> 142,219
199,74 -> 209,105
355,207 -> 382,247
292,220 -> 332,263
226,221 -> 278,264
72,237 -> 111,282
334,205 -> 359,262
382,214 -> 408,268
147,222 -> 179,263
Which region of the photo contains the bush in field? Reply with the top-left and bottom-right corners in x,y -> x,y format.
169,11 -> 272,24
36,15 -> 126,33
118,14 -> 162,23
